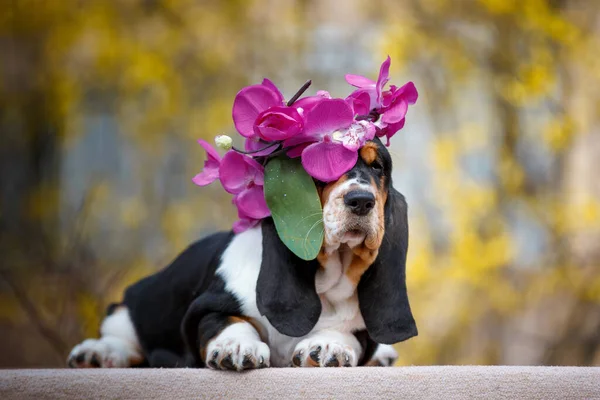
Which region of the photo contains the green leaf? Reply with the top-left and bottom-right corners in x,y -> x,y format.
264,156 -> 324,260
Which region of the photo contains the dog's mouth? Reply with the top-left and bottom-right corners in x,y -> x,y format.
344,228 -> 364,238
340,228 -> 367,247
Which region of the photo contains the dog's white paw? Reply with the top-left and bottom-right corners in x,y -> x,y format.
368,344 -> 398,367
291,337 -> 357,367
205,323 -> 270,371
206,337 -> 270,371
67,338 -> 130,368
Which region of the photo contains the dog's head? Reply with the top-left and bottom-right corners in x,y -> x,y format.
318,139 -> 390,253
257,137 -> 417,344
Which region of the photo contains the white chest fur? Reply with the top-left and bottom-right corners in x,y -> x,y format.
216,226 -> 365,367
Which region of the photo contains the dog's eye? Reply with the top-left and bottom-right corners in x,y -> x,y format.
371,161 -> 383,173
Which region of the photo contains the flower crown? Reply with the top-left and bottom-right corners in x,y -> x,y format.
193,56 -> 417,260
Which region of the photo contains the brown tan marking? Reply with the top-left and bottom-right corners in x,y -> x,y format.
345,244 -> 379,285
364,359 -> 385,367
129,352 -> 145,366
359,142 -> 378,165
345,175 -> 388,285
364,175 -> 387,251
306,353 -> 321,367
360,142 -> 386,251
316,247 -> 329,268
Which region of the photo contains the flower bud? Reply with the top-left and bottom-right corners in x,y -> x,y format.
215,135 -> 233,150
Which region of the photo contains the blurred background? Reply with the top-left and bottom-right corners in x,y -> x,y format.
1,0 -> 599,368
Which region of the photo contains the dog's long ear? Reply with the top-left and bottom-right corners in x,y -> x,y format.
358,187 -> 417,344
256,218 -> 321,337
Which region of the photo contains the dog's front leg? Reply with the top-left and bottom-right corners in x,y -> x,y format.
290,330 -> 362,367
201,317 -> 270,371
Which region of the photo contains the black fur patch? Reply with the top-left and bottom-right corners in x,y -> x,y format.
122,231 -> 234,365
353,329 -> 379,366
256,217 -> 321,337
347,138 -> 390,188
182,274 -> 244,367
357,187 -> 418,343
105,303 -> 121,316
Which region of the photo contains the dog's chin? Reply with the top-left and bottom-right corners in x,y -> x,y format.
340,229 -> 367,248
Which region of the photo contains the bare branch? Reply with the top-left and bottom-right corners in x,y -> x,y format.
0,270 -> 68,358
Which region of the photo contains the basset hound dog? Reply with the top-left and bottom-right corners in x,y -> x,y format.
67,137 -> 417,370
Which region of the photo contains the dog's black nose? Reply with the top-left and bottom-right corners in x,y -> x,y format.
344,190 -> 375,216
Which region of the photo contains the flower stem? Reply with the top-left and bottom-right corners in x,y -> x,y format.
286,80 -> 312,107
263,147 -> 289,159
232,141 -> 282,155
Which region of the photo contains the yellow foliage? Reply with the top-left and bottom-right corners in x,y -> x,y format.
2,0 -> 600,368
119,197 -> 148,229
479,0 -> 517,15
543,117 -> 574,152
162,202 -> 197,251
432,137 -> 459,172
76,292 -> 103,339
567,198 -> 600,231
498,156 -> 524,194
381,0 -> 600,366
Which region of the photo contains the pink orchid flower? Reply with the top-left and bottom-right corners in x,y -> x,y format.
376,81 -> 417,145
194,61 -> 418,233
232,215 -> 260,234
233,78 -> 304,155
346,56 -> 392,110
192,141 -> 269,233
192,139 -> 221,186
293,90 -> 332,114
219,151 -> 270,222
378,118 -> 406,147
345,56 -> 418,145
232,78 -> 285,138
345,89 -> 371,116
254,106 -> 303,141
295,99 -> 376,182
380,81 -> 418,124
346,56 -> 392,109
